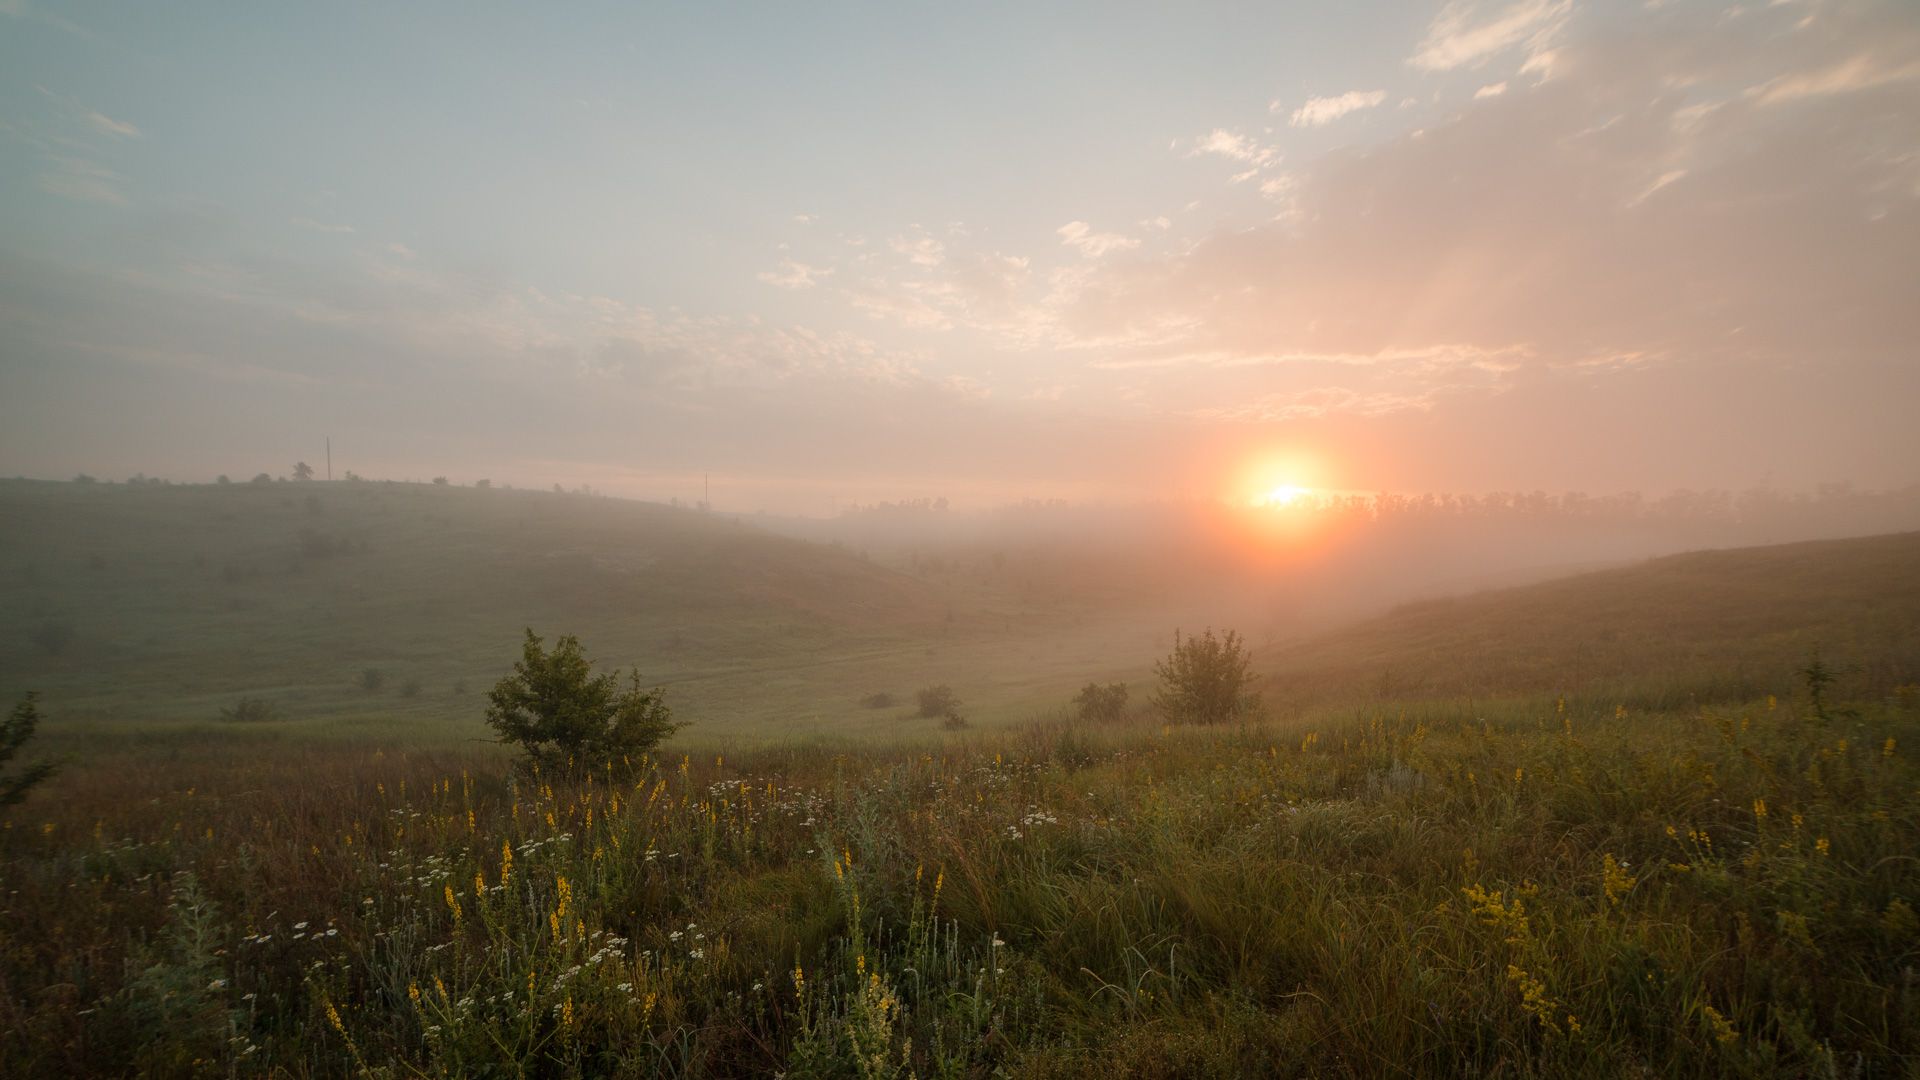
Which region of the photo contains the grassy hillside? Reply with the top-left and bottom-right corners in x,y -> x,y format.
5,501 -> 1919,1074
1264,532 -> 1920,712
6,478 -> 1917,747
0,479 -> 1164,741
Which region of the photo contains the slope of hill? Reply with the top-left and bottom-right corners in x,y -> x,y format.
0,479 -> 979,735
1264,531 -> 1920,710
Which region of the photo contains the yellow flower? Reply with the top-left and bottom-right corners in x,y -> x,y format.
1702,1004 -> 1737,1045
1601,853 -> 1637,907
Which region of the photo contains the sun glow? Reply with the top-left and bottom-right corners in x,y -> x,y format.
1255,484 -> 1312,508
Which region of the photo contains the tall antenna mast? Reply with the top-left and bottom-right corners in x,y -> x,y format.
326,436 -> 332,482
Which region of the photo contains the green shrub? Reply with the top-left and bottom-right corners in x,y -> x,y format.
484,629 -> 681,772
861,692 -> 896,709
1072,681 -> 1129,722
1,692 -> 56,806
217,697 -> 279,723
1151,628 -> 1257,724
916,685 -> 959,718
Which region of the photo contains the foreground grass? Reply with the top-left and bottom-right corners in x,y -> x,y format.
4,682 -> 1917,1077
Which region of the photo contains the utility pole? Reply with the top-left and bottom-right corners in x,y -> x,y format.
326,436 -> 332,482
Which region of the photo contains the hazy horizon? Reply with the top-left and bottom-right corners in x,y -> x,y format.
4,0 -> 1918,513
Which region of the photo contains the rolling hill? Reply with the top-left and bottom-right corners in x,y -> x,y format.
1263,531 -> 1920,711
6,477 -> 1917,743
0,478 -> 989,738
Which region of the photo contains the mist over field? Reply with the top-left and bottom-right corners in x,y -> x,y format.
3,1 -> 1918,1076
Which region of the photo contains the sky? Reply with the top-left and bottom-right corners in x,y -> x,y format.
1,0 -> 1916,512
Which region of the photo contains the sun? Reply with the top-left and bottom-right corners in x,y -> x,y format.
1256,484 -> 1312,508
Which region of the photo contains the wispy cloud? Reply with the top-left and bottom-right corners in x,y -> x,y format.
1056,221 -> 1140,259
85,110 -> 137,137
1751,52 -> 1920,105
1187,128 -> 1277,166
1285,89 -> 1387,127
1186,385 -> 1439,422
758,258 -> 831,289
38,156 -> 125,205
888,231 -> 946,268
1409,0 -> 1569,72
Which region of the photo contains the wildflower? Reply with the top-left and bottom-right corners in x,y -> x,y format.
1885,737 -> 1897,758
1601,854 -> 1637,907
1816,837 -> 1830,856
324,1000 -> 347,1036
444,883 -> 463,924
1753,798 -> 1768,821
1702,1003 -> 1737,1045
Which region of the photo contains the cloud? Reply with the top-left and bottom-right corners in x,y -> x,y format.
1187,128 -> 1278,166
1186,385 -> 1439,422
85,109 -> 138,137
1286,89 -> 1388,127
1474,81 -> 1509,99
38,156 -> 125,205
1017,0 -> 1919,422
1056,221 -> 1140,259
1751,52 -> 1920,105
758,258 -> 831,290
888,232 -> 945,267
1409,0 -> 1569,72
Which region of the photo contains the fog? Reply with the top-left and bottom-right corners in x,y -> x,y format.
759,483 -> 1920,634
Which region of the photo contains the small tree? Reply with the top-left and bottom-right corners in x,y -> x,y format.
916,684 -> 960,719
485,630 -> 680,772
1073,681 -> 1129,723
1151,629 -> 1258,725
293,462 -> 315,481
218,697 -> 279,723
2,693 -> 57,806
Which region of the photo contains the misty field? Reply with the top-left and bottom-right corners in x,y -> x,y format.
5,484 -> 1920,1076
5,681 -> 1917,1076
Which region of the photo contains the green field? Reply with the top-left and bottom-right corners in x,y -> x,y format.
0,479 -> 1189,745
3,485 -> 1918,1076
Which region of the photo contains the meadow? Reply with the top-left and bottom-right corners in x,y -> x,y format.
4,678 -> 1916,1076
3,484 -> 1918,1076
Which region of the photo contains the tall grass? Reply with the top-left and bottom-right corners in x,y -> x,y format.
4,678 -> 1917,1076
